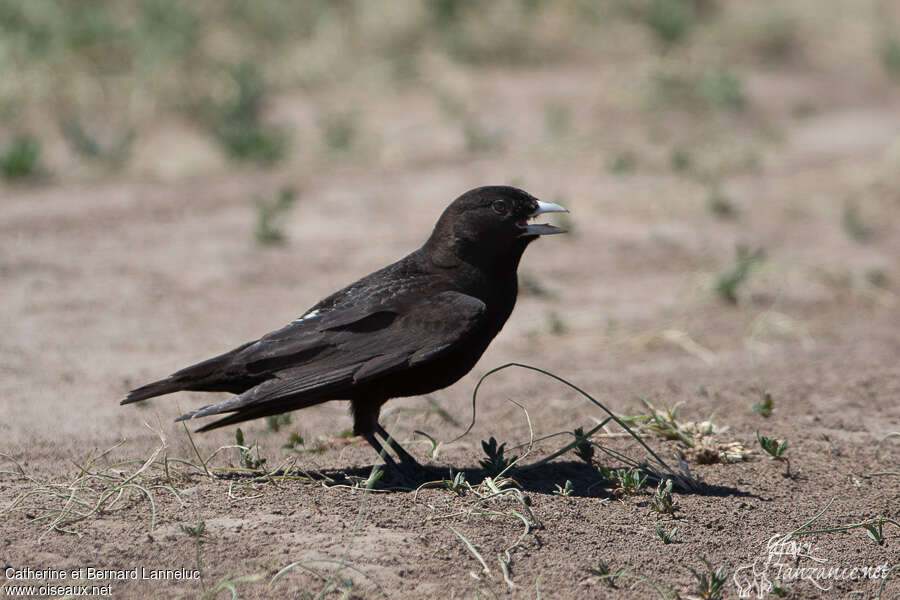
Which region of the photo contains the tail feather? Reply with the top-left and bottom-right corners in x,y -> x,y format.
179,396 -> 331,432
121,340 -> 259,405
121,377 -> 182,405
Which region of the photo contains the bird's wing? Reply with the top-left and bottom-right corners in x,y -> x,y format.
178,290 -> 486,425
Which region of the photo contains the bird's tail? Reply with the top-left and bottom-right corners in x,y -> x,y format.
121,377 -> 183,405
121,340 -> 259,405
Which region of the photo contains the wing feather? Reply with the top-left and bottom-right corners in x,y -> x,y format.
177,290 -> 486,426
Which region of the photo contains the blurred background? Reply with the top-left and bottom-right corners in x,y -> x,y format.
1,0 -> 899,188
2,0 -> 899,444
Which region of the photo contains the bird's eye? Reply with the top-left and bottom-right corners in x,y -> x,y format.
492,200 -> 508,215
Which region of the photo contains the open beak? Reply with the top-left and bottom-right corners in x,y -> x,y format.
518,199 -> 569,237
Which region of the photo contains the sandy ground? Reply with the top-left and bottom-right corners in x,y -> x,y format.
2,56 -> 900,599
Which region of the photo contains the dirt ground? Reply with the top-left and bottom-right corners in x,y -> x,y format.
3,11 -> 900,600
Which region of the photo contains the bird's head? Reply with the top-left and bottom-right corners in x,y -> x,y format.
426,186 -> 568,269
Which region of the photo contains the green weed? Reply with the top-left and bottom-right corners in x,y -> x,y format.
479,436 -> 518,477
609,151 -> 637,174
715,246 -> 764,304
654,523 -> 677,544
518,271 -> 554,298
210,63 -> 288,164
842,202 -> 871,242
649,478 -> 679,515
757,431 -> 787,459
643,0 -> 696,48
881,38 -> 900,79
254,186 -> 297,245
670,147 -> 693,172
180,518 -> 206,539
265,412 -> 292,432
547,311 -> 567,335
753,13 -> 799,62
865,268 -> 888,289
699,69 -> 745,110
752,392 -> 774,418
708,188 -> 737,218
60,117 -> 134,165
689,557 -> 728,600
281,432 -> 304,451
864,518 -> 885,545
320,110 -> 358,153
552,480 -> 574,496
234,428 -> 267,471
613,467 -> 647,496
587,558 -> 624,584
757,431 -> 790,476
1,135 -> 42,180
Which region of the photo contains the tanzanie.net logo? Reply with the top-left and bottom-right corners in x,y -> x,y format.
732,535 -> 892,598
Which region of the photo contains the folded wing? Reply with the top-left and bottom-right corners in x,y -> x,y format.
177,290 -> 486,430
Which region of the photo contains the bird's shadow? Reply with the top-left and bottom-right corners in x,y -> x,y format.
306,460 -> 760,500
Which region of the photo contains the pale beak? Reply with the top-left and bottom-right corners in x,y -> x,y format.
519,200 -> 568,236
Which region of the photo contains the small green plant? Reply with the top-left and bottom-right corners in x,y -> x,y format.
180,519 -> 206,539
265,413 -> 291,432
757,431 -> 787,459
211,63 -> 288,164
587,559 -> 624,585
772,582 -> 790,597
643,0 -> 695,48
654,523 -> 677,544
881,38 -> 900,80
254,186 -> 297,245
699,69 -> 745,110
689,557 -> 728,600
573,426 -> 594,465
282,432 -> 304,451
715,246 -> 764,304
613,468 -> 647,496
445,470 -> 468,495
791,100 -> 816,119
479,436 -> 517,477
235,428 -> 267,470
752,392 -> 774,418
757,431 -> 790,476
519,271 -> 553,298
636,401 -> 685,442
708,188 -> 737,218
553,480 -> 574,496
865,269 -> 888,289
547,311 -> 566,335
754,13 -> 798,62
649,479 -> 679,515
320,110 -> 358,153
1,135 -> 42,180
60,117 -> 134,165
863,518 -> 885,545
671,147 -> 693,172
609,151 -> 637,174
842,202 -> 870,242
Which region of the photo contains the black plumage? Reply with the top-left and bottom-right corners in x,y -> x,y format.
122,186 -> 567,473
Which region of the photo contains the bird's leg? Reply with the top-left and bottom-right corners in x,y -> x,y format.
361,432 -> 401,472
374,423 -> 423,468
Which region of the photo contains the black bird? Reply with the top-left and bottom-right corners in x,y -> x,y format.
122,186 -> 567,475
